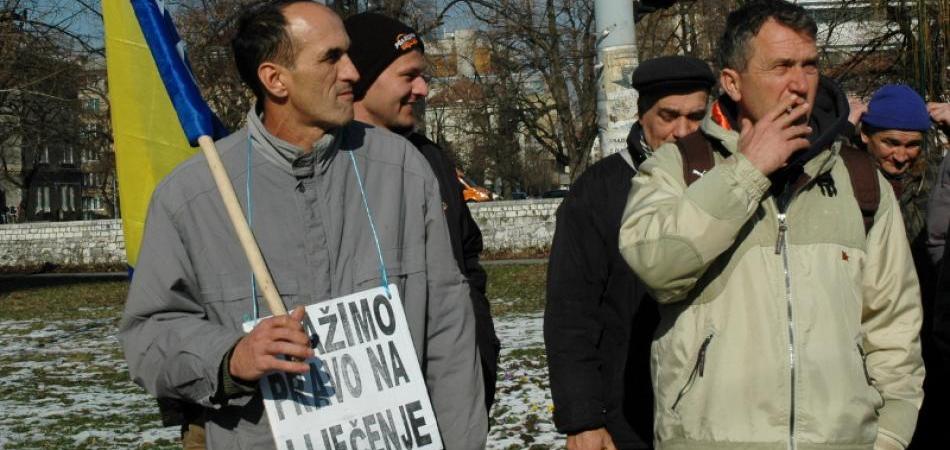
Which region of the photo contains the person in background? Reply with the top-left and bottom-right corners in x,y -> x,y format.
849,84 -> 942,450
923,101 -> 950,265
851,85 -> 933,242
544,55 -> 715,450
344,11 -> 501,412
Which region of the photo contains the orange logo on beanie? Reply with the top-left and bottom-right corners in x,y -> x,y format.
394,33 -> 420,51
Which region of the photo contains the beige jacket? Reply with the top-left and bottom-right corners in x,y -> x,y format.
619,114 -> 924,450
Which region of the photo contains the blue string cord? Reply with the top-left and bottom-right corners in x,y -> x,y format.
347,151 -> 391,298
245,136 -> 391,315
247,136 -> 259,320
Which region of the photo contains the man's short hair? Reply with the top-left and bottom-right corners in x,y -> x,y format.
231,0 -> 307,101
718,0 -> 817,71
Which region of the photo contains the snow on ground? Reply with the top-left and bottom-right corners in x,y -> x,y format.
0,311 -> 564,449
0,316 -> 180,449
488,313 -> 565,450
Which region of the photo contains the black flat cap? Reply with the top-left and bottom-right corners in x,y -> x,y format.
631,55 -> 716,94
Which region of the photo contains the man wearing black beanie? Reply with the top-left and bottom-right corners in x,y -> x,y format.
344,12 -> 501,413
545,55 -> 714,450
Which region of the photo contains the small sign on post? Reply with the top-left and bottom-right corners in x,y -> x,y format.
244,285 -> 443,450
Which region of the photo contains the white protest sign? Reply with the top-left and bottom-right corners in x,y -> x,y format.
243,284 -> 443,450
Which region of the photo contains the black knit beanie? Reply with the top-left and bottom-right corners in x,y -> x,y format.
344,13 -> 425,100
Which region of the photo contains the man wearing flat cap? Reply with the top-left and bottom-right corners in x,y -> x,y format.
344,12 -> 500,412
626,56 -> 718,155
544,55 -> 715,450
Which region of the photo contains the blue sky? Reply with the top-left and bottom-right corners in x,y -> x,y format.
28,0 -> 475,51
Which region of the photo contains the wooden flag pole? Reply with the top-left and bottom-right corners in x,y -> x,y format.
197,135 -> 287,316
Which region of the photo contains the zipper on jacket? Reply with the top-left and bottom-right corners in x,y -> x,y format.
671,333 -> 714,412
777,212 -> 797,450
775,213 -> 787,255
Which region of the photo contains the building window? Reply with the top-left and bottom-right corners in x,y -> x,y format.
84,172 -> 100,186
83,146 -> 99,162
62,146 -> 75,165
35,186 -> 51,213
60,185 -> 69,212
84,98 -> 100,113
39,145 -> 49,164
83,195 -> 102,211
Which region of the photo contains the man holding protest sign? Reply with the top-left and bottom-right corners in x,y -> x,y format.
119,1 -> 486,449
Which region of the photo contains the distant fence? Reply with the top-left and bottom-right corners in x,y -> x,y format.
0,199 -> 561,270
468,199 -> 560,253
0,220 -> 126,270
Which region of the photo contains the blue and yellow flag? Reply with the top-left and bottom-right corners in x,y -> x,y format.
104,0 -> 227,267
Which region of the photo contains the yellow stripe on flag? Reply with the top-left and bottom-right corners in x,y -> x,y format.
104,1 -> 197,268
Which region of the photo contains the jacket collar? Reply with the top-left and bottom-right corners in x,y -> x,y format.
624,122 -> 654,170
701,76 -> 849,182
246,108 -> 341,179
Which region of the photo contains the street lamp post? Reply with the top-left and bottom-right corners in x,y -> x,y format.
594,0 -> 639,160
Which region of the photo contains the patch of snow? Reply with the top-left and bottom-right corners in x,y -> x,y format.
488,313 -> 565,450
1,310 -> 566,449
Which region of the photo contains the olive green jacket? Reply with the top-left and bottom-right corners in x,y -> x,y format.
618,115 -> 924,450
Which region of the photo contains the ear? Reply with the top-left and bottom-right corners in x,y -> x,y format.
258,62 -> 289,99
719,68 -> 742,102
860,129 -> 870,145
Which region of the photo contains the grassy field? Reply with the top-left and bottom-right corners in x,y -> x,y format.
0,263 -> 547,320
0,278 -> 177,449
0,263 -> 558,450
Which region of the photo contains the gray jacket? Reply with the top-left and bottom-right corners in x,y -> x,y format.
119,112 -> 487,449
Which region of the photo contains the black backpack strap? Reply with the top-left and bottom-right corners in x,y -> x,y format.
838,145 -> 880,234
675,131 -> 716,186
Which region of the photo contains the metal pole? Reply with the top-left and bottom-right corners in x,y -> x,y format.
594,0 -> 638,160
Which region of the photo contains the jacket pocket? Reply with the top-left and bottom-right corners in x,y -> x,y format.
201,272 -> 300,329
354,245 -> 425,288
856,344 -> 873,385
671,333 -> 714,412
856,343 -> 885,411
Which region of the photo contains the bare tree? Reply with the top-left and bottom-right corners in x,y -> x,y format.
636,0 -> 948,101
818,0 -> 950,101
452,0 -> 598,182
0,0 -> 104,222
327,0 -> 465,34
636,0 -> 738,63
162,0 -> 456,132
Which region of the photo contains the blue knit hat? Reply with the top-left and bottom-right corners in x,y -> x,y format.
861,84 -> 931,131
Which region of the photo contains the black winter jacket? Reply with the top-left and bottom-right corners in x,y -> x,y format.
407,132 -> 500,409
544,123 -> 658,449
